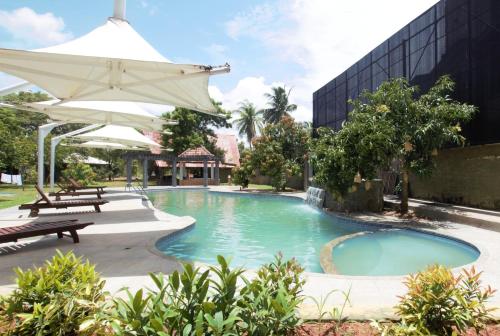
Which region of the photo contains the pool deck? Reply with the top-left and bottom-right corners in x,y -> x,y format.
0,186 -> 499,320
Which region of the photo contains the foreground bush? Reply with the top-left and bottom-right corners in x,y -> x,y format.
84,254 -> 305,336
394,265 -> 496,335
0,250 -> 106,336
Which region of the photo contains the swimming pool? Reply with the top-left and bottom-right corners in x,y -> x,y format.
149,190 -> 479,274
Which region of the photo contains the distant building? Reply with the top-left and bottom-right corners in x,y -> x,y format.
313,0 -> 500,209
143,132 -> 240,185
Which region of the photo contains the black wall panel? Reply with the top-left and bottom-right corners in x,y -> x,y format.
313,0 -> 500,145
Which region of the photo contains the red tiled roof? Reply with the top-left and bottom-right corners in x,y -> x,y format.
143,131 -> 163,154
179,146 -> 214,158
215,134 -> 240,167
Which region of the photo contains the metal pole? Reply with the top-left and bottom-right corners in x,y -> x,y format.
49,137 -> 62,191
126,158 -> 132,187
142,159 -> 148,189
215,160 -> 220,185
49,124 -> 102,191
172,159 -> 177,187
113,0 -> 126,20
203,160 -> 208,187
37,123 -> 59,189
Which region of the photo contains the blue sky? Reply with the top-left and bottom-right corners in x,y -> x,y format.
0,0 -> 439,128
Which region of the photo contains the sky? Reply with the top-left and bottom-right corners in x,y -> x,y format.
0,0 -> 439,136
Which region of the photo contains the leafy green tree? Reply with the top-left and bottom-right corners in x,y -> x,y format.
262,86 -> 297,124
311,76 -> 476,213
234,100 -> 262,148
251,116 -> 309,191
162,100 -> 231,157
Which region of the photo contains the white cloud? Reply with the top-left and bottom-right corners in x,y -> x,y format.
222,0 -> 440,123
0,7 -> 73,47
225,4 -> 276,40
139,0 -> 158,16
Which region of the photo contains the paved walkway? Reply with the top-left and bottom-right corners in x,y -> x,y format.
0,186 -> 499,320
0,190 -> 194,296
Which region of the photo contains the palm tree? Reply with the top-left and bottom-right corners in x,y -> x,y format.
234,101 -> 262,148
262,86 -> 297,124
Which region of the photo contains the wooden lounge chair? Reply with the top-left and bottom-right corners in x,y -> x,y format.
0,219 -> 93,244
19,185 -> 109,217
67,178 -> 106,193
50,183 -> 105,200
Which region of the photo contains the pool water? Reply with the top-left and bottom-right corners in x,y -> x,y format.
149,190 -> 479,274
332,230 -> 479,276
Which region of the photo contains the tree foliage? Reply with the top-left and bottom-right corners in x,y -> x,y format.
250,116 -> 309,191
311,76 -> 476,211
162,100 -> 231,157
234,100 -> 262,148
262,86 -> 297,124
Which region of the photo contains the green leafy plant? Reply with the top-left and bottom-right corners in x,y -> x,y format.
0,250 -> 107,336
62,160 -> 97,186
238,254 -> 305,335
396,265 -> 496,335
250,116 -> 309,191
90,254 -> 305,336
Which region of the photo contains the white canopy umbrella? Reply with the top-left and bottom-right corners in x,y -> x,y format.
72,125 -> 162,148
0,6 -> 229,114
0,100 -> 176,132
64,140 -> 148,151
64,154 -> 108,165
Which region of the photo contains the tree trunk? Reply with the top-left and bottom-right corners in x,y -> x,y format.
400,167 -> 409,214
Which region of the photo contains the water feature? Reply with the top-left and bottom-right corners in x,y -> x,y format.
305,187 -> 325,208
149,190 -> 479,275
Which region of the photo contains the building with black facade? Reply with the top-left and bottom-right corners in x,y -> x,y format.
312,0 -> 500,209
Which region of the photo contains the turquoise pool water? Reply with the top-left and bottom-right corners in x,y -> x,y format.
333,230 -> 479,276
149,190 -> 479,274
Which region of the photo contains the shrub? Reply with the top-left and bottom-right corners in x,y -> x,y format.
62,161 -> 97,186
396,265 -> 496,335
0,250 -> 107,336
90,254 -> 305,335
239,254 -> 305,335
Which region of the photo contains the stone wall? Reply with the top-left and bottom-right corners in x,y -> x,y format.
410,144 -> 500,210
324,179 -> 384,212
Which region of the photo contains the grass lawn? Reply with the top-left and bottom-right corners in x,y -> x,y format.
0,185 -> 38,210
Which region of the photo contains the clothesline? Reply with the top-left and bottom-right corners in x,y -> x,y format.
0,173 -> 23,186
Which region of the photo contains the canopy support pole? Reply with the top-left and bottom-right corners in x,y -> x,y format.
215,160 -> 220,185
142,159 -> 148,189
203,160 -> 208,187
172,159 -> 177,187
126,157 -> 132,188
38,123 -> 60,189
113,0 -> 126,20
49,124 -> 102,191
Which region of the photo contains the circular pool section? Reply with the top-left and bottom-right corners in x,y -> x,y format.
149,190 -> 479,275
332,229 -> 479,276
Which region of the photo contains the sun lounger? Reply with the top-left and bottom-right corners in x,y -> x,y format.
0,219 -> 93,244
50,183 -> 105,200
19,185 -> 109,217
67,178 -> 106,193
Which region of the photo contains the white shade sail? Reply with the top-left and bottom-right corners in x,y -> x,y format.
64,140 -> 147,151
0,99 -> 175,131
72,124 -> 162,148
0,18 -> 229,114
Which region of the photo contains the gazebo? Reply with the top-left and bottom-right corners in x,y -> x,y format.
122,148 -> 222,189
